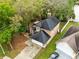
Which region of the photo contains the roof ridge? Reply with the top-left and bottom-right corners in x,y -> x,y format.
45,19 -> 51,30
61,31 -> 79,42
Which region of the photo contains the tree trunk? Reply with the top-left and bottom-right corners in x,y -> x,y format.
0,44 -> 5,55
9,42 -> 14,50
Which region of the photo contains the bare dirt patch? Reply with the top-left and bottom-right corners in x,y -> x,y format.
11,33 -> 28,50
6,33 -> 29,58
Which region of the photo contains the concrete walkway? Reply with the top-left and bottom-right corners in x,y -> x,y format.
14,43 -> 41,59
3,56 -> 11,59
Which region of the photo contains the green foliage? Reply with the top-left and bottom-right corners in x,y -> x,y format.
0,27 -> 13,44
0,3 -> 16,44
0,0 -> 76,33
44,0 -> 75,21
0,3 -> 15,30
10,15 -> 23,32
57,0 -> 75,20
66,0 -> 75,18
13,0 -> 46,32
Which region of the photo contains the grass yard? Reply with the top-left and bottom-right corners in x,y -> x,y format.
0,47 -> 23,59
0,43 -> 24,59
34,21 -> 79,59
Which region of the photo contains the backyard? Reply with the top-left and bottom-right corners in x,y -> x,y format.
0,33 -> 27,59
0,0 -> 78,59
34,21 -> 79,59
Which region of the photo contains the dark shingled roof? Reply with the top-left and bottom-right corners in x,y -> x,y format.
63,26 -> 79,38
31,30 -> 50,44
35,16 -> 60,30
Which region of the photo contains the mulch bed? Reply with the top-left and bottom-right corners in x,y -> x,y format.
11,33 -> 28,50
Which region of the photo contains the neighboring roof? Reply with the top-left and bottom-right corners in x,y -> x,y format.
58,32 -> 79,53
31,30 -> 50,44
63,26 -> 79,38
58,26 -> 79,53
35,16 -> 60,30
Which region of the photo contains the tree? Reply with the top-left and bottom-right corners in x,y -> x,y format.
13,0 -> 47,32
0,3 -> 15,54
43,0 -> 75,21
0,27 -> 13,55
0,3 -> 15,30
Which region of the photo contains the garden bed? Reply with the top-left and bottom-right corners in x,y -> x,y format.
11,33 -> 27,50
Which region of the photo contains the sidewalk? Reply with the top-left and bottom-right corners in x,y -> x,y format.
14,43 -> 41,59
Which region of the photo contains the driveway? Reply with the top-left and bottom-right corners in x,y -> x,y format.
14,41 -> 42,59
55,50 -> 71,59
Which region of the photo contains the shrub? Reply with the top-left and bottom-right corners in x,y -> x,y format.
13,0 -> 47,32
0,3 -> 15,30
0,1 -> 24,45
0,27 -> 13,44
12,0 -> 76,31
45,0 -> 75,21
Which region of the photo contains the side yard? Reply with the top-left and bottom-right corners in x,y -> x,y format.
34,22 -> 79,59
0,33 -> 27,59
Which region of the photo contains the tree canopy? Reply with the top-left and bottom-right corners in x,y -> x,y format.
0,3 -> 15,44
0,3 -> 15,30
0,0 -> 77,44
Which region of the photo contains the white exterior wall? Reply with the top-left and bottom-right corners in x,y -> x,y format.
32,37 -> 53,48
43,37 -> 52,48
56,49 -> 72,59
56,42 -> 76,59
32,39 -> 43,47
43,23 -> 60,48
50,23 -> 60,37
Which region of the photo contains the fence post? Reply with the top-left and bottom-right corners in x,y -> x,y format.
0,44 -> 5,55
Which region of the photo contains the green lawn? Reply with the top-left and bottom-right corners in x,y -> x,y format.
34,21 -> 79,59
0,41 -> 23,59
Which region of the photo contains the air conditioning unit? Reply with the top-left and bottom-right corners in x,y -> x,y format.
33,21 -> 41,32
36,27 -> 41,32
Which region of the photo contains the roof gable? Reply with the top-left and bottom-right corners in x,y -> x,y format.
59,32 -> 79,53
31,30 -> 50,44
34,16 -> 60,30
63,26 -> 79,38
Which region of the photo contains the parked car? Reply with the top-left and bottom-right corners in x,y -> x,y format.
48,52 -> 59,59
